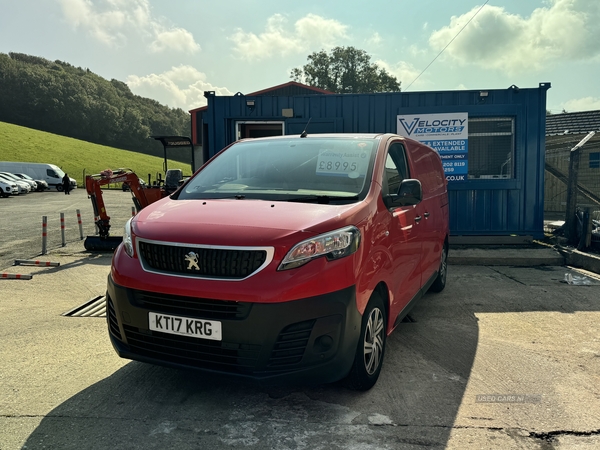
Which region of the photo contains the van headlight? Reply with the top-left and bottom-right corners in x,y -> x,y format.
123,218 -> 135,257
278,226 -> 361,271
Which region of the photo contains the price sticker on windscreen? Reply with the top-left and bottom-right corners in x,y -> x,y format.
316,143 -> 370,178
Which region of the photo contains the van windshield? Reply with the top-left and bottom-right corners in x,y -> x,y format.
178,137 -> 378,203
52,166 -> 66,178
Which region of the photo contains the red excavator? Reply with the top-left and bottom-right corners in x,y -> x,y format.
83,135 -> 196,251
84,168 -> 167,251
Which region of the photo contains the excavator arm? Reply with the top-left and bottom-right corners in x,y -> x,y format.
84,169 -> 165,251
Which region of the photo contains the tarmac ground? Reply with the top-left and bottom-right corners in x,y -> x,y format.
1,235 -> 600,449
2,188 -> 600,449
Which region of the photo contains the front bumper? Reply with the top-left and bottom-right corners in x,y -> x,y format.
106,275 -> 362,385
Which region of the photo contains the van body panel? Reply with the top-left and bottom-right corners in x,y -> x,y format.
134,197 -> 366,245
405,142 -> 449,284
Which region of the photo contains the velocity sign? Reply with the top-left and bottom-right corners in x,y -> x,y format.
397,113 -> 468,182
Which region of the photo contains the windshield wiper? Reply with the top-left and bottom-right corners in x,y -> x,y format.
286,194 -> 359,204
190,194 -> 247,200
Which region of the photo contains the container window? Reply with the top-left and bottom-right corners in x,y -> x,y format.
590,152 -> 600,169
468,117 -> 515,179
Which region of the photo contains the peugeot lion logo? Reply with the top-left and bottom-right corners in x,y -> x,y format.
185,252 -> 200,271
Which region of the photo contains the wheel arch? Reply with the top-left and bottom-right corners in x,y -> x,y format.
373,281 -> 390,333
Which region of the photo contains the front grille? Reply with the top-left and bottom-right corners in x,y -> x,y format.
138,241 -> 268,279
268,319 -> 315,367
123,325 -> 261,373
107,297 -> 122,340
132,290 -> 251,320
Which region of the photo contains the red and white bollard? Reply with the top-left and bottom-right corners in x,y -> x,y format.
14,260 -> 60,267
60,212 -> 66,247
1,273 -> 33,280
42,216 -> 47,255
77,209 -> 84,240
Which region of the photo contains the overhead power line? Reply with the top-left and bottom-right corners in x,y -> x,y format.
404,0 -> 490,91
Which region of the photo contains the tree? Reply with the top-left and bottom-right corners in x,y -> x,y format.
291,46 -> 401,94
0,52 -> 190,157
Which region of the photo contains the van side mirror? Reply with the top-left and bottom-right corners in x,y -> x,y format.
384,179 -> 422,208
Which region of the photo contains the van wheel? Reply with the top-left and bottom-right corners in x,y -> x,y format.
56,185 -> 63,192
345,293 -> 386,391
429,244 -> 448,293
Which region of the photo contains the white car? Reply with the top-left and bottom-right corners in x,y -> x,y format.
0,172 -> 36,192
0,179 -> 18,197
0,162 -> 76,191
0,173 -> 30,194
13,173 -> 47,191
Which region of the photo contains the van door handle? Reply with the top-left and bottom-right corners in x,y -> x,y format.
414,215 -> 422,223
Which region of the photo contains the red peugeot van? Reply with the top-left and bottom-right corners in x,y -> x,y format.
107,133 -> 449,390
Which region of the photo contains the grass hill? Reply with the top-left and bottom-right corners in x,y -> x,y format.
0,121 -> 190,186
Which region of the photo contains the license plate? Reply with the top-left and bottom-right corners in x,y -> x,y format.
148,312 -> 222,341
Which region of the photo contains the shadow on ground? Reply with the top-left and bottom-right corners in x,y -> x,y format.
21,266 -> 600,449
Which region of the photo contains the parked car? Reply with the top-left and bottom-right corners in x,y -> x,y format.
0,172 -> 37,192
0,173 -> 29,194
106,133 -> 449,390
0,179 -> 18,197
13,173 -> 48,191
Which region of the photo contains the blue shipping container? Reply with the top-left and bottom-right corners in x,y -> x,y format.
200,83 -> 551,239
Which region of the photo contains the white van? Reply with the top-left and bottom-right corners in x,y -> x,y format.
0,162 -> 77,191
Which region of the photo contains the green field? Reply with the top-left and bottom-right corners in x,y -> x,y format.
0,121 -> 189,186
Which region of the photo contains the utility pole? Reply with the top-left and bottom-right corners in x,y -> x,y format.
564,131 -> 595,244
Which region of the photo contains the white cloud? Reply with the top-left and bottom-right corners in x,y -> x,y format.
375,60 -> 422,90
230,14 -> 348,61
58,0 -> 93,27
127,65 -> 234,110
561,97 -> 600,112
149,28 -> 200,54
57,0 -> 200,53
428,0 -> 600,73
295,14 -> 348,46
367,32 -> 382,46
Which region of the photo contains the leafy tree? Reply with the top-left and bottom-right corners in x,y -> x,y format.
291,46 -> 401,94
0,52 -> 190,159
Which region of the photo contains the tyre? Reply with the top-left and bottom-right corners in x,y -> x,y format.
429,243 -> 448,293
346,293 -> 387,391
56,185 -> 63,192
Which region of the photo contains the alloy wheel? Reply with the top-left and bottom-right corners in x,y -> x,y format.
363,307 -> 385,375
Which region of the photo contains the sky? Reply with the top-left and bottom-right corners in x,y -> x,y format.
1,0 -> 599,114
